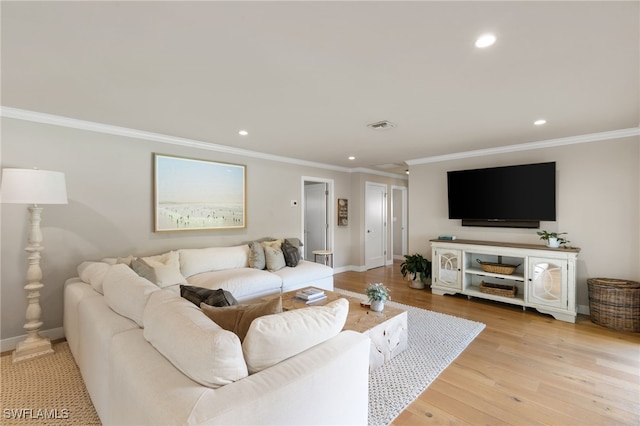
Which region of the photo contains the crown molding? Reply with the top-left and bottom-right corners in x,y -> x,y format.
5,106 -> 625,177
405,127 -> 640,165
351,167 -> 408,180
1,106 -> 358,171
0,106 -> 410,179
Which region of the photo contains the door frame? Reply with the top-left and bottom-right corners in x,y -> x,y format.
301,176 -> 334,259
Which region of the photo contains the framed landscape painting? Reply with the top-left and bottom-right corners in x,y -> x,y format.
154,153 -> 246,232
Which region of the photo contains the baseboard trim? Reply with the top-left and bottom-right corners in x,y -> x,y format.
577,304 -> 590,316
333,265 -> 368,273
1,327 -> 65,353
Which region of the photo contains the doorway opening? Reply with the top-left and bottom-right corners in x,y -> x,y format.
391,185 -> 408,260
301,177 -> 334,261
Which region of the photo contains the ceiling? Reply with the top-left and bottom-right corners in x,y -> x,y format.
2,1 -> 639,176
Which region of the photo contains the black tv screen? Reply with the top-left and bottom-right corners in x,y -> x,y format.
447,162 -> 556,227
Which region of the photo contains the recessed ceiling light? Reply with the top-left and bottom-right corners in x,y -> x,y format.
475,34 -> 496,48
238,130 -> 249,136
348,156 -> 355,161
534,119 -> 547,126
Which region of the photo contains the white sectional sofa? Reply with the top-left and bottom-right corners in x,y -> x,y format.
64,243 -> 370,425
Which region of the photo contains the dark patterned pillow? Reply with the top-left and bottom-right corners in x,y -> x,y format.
282,239 -> 301,267
180,285 -> 238,307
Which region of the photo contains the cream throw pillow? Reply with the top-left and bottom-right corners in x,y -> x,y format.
242,298 -> 349,373
261,238 -> 284,249
263,245 -> 286,272
132,251 -> 186,288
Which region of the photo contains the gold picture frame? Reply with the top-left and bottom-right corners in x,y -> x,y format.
154,153 -> 246,232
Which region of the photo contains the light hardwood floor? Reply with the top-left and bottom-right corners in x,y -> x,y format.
334,261 -> 640,426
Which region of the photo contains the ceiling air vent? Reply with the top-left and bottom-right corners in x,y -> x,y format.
367,120 -> 397,130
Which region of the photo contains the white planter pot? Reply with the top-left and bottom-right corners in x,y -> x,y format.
409,280 -> 425,289
370,300 -> 384,312
546,237 -> 561,248
406,275 -> 425,289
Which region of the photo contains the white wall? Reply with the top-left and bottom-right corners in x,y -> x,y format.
408,136 -> 640,311
0,116 -> 404,344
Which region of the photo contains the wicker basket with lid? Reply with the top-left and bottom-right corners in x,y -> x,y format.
587,278 -> 640,332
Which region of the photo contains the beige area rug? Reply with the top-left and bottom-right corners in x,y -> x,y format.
1,341 -> 100,425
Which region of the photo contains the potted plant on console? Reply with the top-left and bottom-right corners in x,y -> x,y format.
400,253 -> 432,289
365,283 -> 391,312
537,230 -> 570,248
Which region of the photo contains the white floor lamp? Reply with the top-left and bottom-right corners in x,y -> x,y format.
1,168 -> 68,363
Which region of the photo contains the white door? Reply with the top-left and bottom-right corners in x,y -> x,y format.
365,182 -> 386,269
304,182 -> 327,259
391,186 -> 408,260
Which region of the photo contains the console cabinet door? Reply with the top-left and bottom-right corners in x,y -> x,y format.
434,249 -> 462,290
527,257 -> 568,310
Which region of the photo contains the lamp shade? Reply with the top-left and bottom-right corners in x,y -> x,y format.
1,168 -> 68,205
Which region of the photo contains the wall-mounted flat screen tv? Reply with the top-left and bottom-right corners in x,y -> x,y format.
447,162 -> 556,228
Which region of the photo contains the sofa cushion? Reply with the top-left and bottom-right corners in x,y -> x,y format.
186,268 -> 282,301
179,245 -> 250,278
77,261 -> 111,294
132,251 -> 187,288
242,298 -> 349,373
272,260 -> 333,288
143,291 -> 248,388
200,297 -> 283,341
103,264 -> 160,327
247,241 -> 266,270
180,285 -> 238,307
263,245 -> 286,272
281,239 -> 301,267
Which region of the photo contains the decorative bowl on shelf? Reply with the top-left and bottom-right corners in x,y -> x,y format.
476,259 -> 520,275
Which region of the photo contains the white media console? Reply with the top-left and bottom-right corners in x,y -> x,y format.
430,239 -> 580,323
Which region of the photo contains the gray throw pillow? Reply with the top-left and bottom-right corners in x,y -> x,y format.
282,239 -> 301,267
248,241 -> 266,269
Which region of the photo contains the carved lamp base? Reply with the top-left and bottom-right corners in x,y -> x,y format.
12,336 -> 54,364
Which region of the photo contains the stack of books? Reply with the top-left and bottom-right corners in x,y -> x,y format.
294,287 -> 327,304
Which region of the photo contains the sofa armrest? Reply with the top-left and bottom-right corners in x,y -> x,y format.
189,330 -> 370,426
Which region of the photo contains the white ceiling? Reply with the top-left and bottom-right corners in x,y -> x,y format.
2,1 -> 639,175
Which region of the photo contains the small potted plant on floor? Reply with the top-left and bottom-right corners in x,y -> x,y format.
365,283 -> 391,312
537,230 -> 570,248
400,253 -> 432,289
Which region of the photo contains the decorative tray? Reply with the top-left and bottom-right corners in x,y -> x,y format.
476,259 -> 520,275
